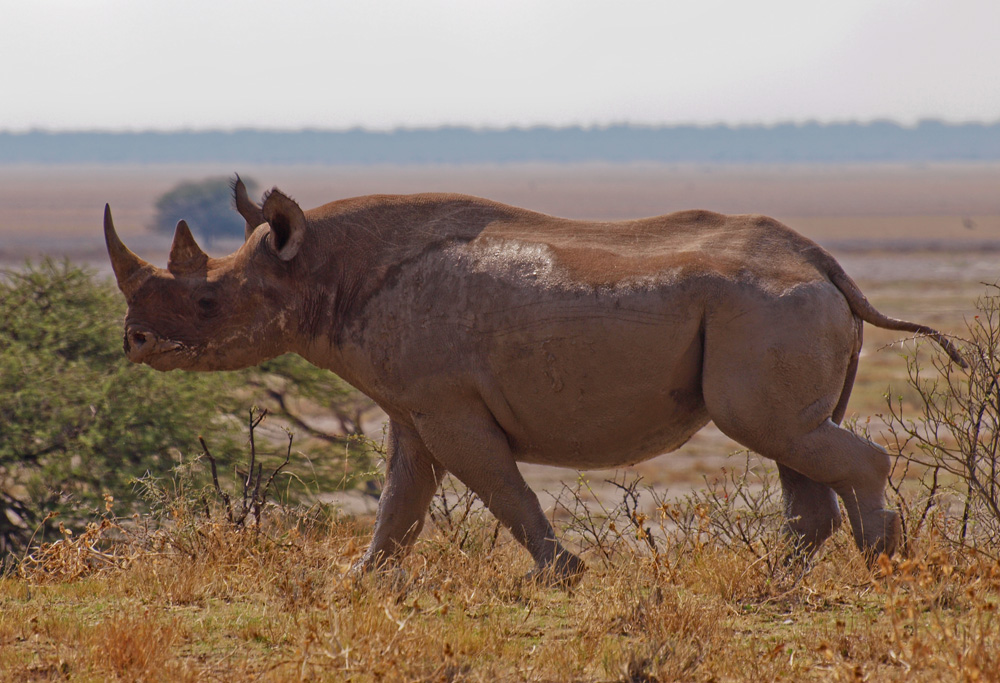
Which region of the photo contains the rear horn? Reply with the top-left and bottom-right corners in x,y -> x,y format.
167,220 -> 209,275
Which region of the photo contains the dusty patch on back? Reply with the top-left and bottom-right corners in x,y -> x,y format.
455,237 -> 699,294
462,238 -> 562,283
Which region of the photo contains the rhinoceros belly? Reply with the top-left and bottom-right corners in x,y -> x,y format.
479,299 -> 710,470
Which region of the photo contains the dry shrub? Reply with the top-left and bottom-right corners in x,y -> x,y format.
884,284 -> 1000,558
549,454 -> 801,604
18,500 -> 139,584
427,475 -> 502,558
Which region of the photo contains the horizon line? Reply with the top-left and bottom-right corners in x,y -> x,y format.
4,118 -> 1000,135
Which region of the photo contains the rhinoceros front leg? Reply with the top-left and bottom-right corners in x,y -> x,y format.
411,410 -> 585,582
353,419 -> 446,572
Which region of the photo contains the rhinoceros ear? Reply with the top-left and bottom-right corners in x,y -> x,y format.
261,188 -> 306,261
167,220 -> 209,275
233,174 -> 265,241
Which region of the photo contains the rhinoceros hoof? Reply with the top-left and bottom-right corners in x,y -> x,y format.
348,559 -> 410,589
526,552 -> 586,587
861,509 -> 902,566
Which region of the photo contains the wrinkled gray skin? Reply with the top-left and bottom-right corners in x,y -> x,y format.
104,179 -> 965,579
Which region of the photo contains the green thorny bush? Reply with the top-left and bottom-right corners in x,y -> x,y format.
0,260 -> 375,561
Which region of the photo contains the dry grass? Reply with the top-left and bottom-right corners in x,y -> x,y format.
2,478 -> 998,682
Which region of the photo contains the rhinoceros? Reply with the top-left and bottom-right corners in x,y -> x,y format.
103,178 -> 964,579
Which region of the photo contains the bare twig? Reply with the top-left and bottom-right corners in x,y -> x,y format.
200,436 -> 233,524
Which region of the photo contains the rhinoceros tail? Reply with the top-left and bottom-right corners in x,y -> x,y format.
823,258 -> 967,368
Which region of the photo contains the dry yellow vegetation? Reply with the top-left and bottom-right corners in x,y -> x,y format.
2,468 -> 998,683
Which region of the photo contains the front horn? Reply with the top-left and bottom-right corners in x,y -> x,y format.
104,204 -> 152,298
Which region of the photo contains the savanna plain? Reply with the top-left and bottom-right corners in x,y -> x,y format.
1,163 -> 999,681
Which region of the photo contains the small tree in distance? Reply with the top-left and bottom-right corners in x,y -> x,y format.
151,176 -> 258,246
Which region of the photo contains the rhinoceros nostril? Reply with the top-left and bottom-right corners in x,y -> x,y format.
124,328 -> 152,358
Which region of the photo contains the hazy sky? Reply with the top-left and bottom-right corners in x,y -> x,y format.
3,0 -> 998,131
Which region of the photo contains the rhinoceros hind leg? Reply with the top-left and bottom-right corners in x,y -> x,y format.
526,551 -> 586,587
411,409 -> 584,580
778,463 -> 842,557
730,419 -> 899,561
353,420 -> 447,573
702,298 -> 897,561
785,422 -> 900,561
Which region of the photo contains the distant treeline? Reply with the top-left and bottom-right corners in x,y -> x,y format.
2,121 -> 1000,164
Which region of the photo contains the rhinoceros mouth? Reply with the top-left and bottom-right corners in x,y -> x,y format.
123,326 -> 196,369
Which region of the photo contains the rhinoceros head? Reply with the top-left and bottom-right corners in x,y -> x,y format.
104,179 -> 311,371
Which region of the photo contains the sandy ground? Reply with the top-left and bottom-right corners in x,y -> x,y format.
4,161 -> 1000,235
2,162 -> 998,515
3,162 -> 1000,277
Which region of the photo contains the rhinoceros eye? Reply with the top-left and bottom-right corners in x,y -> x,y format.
197,296 -> 219,316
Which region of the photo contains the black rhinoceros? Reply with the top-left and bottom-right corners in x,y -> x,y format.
103,178 -> 963,579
